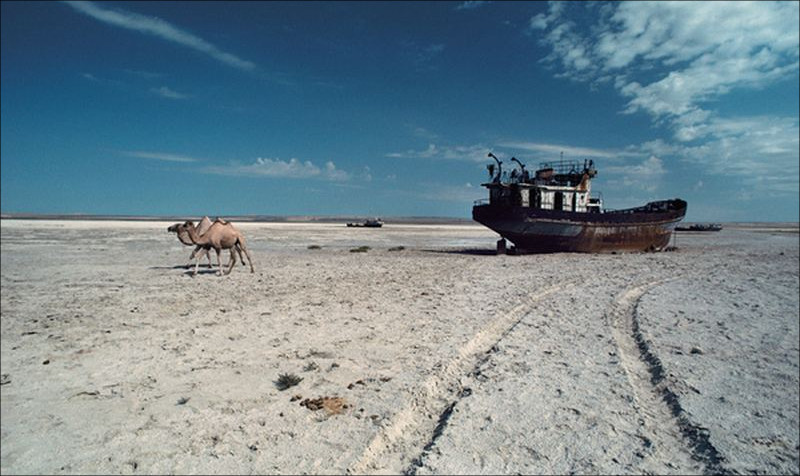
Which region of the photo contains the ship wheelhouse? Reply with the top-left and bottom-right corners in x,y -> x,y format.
480,157 -> 601,213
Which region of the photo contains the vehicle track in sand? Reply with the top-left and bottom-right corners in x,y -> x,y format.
347,281 -> 575,475
609,279 -> 729,475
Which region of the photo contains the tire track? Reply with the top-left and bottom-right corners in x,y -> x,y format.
610,279 -> 729,475
347,281 -> 574,475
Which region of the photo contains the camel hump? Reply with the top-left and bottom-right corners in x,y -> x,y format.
214,217 -> 228,225
197,216 -> 214,235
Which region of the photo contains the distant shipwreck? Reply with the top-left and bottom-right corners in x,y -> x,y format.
675,223 -> 722,232
347,217 -> 384,228
472,153 -> 687,253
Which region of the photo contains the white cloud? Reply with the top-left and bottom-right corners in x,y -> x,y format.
410,126 -> 439,140
672,116 -> 800,193
387,143 -> 490,162
123,151 -> 199,162
151,86 -> 187,99
359,166 -> 373,182
530,1 -> 799,194
498,141 -> 636,160
604,155 -> 666,192
531,1 -> 799,127
455,1 -> 489,11
65,1 -> 255,71
202,157 -> 351,181
400,41 -> 446,71
419,44 -> 445,64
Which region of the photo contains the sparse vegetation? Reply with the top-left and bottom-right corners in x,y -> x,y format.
350,246 -> 370,253
388,246 -> 405,252
300,396 -> 349,415
275,373 -> 303,390
307,245 -> 322,250
303,361 -> 320,372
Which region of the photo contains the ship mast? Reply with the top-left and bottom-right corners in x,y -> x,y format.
488,152 -> 502,182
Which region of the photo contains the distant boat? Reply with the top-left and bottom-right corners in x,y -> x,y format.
347,218 -> 383,228
472,153 -> 687,253
675,223 -> 722,232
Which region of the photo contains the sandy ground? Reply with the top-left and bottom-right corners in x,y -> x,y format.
1,219 -> 798,475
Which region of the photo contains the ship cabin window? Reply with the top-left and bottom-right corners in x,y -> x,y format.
574,192 -> 588,213
540,190 -> 553,210
587,197 -> 602,213
520,188 -> 530,207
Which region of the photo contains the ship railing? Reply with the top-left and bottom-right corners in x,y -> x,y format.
538,159 -> 584,175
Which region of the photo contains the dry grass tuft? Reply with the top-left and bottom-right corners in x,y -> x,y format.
275,373 -> 303,390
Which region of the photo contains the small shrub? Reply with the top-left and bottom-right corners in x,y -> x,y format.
350,246 -> 370,253
307,245 -> 322,250
388,246 -> 405,252
275,373 -> 303,390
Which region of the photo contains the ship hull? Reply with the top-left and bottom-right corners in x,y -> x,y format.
473,199 -> 687,253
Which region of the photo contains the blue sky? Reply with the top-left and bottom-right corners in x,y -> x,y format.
2,1 -> 798,221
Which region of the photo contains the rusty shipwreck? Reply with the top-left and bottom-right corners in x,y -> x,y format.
472,153 -> 687,253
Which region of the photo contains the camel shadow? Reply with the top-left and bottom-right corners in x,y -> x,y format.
149,265 -> 216,270
183,269 -> 219,276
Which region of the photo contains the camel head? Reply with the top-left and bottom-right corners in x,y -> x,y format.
168,222 -> 195,246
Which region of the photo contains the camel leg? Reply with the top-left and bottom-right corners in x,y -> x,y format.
188,247 -> 198,268
236,244 -> 246,266
238,240 -> 255,273
189,246 -> 210,268
225,248 -> 236,275
193,252 -> 201,276
226,248 -> 237,271
215,248 -> 224,276
205,248 -> 213,268
222,248 -> 234,268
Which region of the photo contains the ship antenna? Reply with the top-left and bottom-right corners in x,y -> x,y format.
510,157 -> 526,173
488,152 -> 502,181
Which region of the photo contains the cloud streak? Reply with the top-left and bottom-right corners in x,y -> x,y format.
202,157 -> 351,181
387,143 -> 489,162
150,86 -> 187,100
65,1 -> 255,71
455,1 -> 489,11
122,151 -> 199,163
498,141 -> 638,160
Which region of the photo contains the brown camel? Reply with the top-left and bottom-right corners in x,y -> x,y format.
167,216 -> 246,269
182,219 -> 255,276
168,216 -> 213,267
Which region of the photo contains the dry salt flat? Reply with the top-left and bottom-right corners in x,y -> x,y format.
1,219 -> 798,475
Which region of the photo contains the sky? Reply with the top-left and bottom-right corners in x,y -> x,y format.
1,1 -> 798,221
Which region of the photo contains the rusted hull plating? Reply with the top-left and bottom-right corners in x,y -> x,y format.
473,199 -> 687,253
